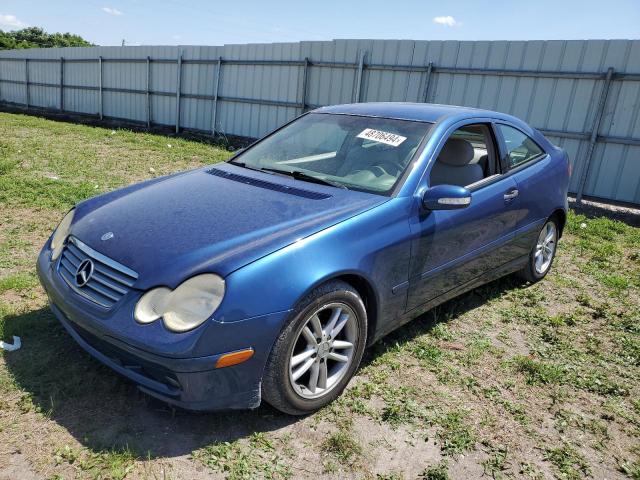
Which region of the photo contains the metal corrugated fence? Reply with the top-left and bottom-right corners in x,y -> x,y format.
0,40 -> 639,205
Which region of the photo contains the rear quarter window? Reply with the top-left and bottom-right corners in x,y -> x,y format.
497,124 -> 545,169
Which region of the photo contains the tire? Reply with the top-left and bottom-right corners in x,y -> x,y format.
517,217 -> 559,283
262,280 -> 367,415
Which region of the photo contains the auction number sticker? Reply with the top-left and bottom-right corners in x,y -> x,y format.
357,128 -> 407,147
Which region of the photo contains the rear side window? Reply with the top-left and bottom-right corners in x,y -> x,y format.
497,124 -> 545,168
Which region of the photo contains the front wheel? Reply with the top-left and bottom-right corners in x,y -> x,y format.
262,281 -> 367,415
518,218 -> 558,283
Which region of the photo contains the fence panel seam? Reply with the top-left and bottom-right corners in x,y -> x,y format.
175,52 -> 182,133
576,66 -> 616,204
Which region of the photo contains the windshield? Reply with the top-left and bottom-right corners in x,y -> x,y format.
230,113 -> 431,195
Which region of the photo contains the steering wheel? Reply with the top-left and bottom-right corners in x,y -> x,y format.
375,157 -> 406,176
368,165 -> 390,177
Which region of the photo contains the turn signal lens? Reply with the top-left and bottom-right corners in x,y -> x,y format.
215,349 -> 254,369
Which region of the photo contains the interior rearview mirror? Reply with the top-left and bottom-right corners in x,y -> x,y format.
422,184 -> 472,211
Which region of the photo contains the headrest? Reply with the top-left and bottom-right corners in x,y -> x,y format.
437,138 -> 474,166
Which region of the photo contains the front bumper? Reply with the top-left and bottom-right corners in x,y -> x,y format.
37,244 -> 290,411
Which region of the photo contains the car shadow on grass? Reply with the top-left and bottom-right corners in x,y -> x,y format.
2,307 -> 297,459
2,274 -> 523,459
359,274 -> 525,369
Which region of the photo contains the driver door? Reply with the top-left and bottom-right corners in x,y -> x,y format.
406,122 -> 520,311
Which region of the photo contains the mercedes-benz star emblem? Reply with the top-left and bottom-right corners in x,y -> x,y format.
101,232 -> 114,241
75,259 -> 94,287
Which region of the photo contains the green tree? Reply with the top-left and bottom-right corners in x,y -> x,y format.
0,31 -> 17,50
0,27 -> 93,50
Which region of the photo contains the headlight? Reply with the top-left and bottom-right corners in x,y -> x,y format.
134,274 -> 225,332
51,209 -> 75,261
134,287 -> 171,324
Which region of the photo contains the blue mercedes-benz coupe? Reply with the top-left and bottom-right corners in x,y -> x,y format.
37,103 -> 569,414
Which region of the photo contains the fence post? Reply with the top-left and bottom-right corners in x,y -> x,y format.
353,50 -> 366,103
146,56 -> 151,128
422,61 -> 434,103
59,57 -> 64,111
576,67 -> 615,204
98,56 -> 103,119
300,57 -> 309,113
24,59 -> 29,108
211,56 -> 222,136
175,52 -> 182,133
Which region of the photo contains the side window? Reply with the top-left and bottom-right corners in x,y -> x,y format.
497,125 -> 545,169
429,124 -> 498,188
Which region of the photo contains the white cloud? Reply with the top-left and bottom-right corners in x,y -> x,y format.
102,7 -> 123,16
433,16 -> 461,27
172,34 -> 182,40
0,13 -> 28,29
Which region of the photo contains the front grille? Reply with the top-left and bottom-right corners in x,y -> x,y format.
57,236 -> 138,309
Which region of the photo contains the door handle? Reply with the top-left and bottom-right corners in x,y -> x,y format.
503,189 -> 519,201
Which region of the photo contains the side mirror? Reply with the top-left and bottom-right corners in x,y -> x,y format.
422,184 -> 472,210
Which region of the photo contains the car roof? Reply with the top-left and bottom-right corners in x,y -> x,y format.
313,102 -> 518,125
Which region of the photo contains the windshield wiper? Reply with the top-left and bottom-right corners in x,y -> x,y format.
227,160 -> 264,173
230,161 -> 348,190
260,168 -> 348,190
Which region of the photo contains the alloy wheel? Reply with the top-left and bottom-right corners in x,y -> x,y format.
288,302 -> 358,399
534,222 -> 557,274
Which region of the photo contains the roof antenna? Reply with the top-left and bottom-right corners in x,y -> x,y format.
121,38 -> 126,46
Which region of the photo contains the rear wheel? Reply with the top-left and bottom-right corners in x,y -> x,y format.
518,218 -> 558,283
262,281 -> 367,415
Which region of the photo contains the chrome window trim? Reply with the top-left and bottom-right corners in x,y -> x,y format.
466,173 -> 501,191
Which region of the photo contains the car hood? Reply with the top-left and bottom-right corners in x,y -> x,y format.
71,163 -> 386,289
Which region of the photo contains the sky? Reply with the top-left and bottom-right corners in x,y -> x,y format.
2,0 -> 639,46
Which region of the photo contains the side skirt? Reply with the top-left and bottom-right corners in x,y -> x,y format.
371,254 -> 529,343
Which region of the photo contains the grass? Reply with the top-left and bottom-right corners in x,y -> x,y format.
53,445 -> 137,480
0,114 -> 228,211
193,433 -> 292,480
322,429 -> 363,464
511,355 -> 567,385
0,273 -> 38,294
0,111 -> 639,479
420,461 -> 450,480
544,443 -> 591,480
432,409 -> 476,456
482,444 -> 509,479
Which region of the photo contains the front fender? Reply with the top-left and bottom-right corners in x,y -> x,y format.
212,197 -> 414,335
